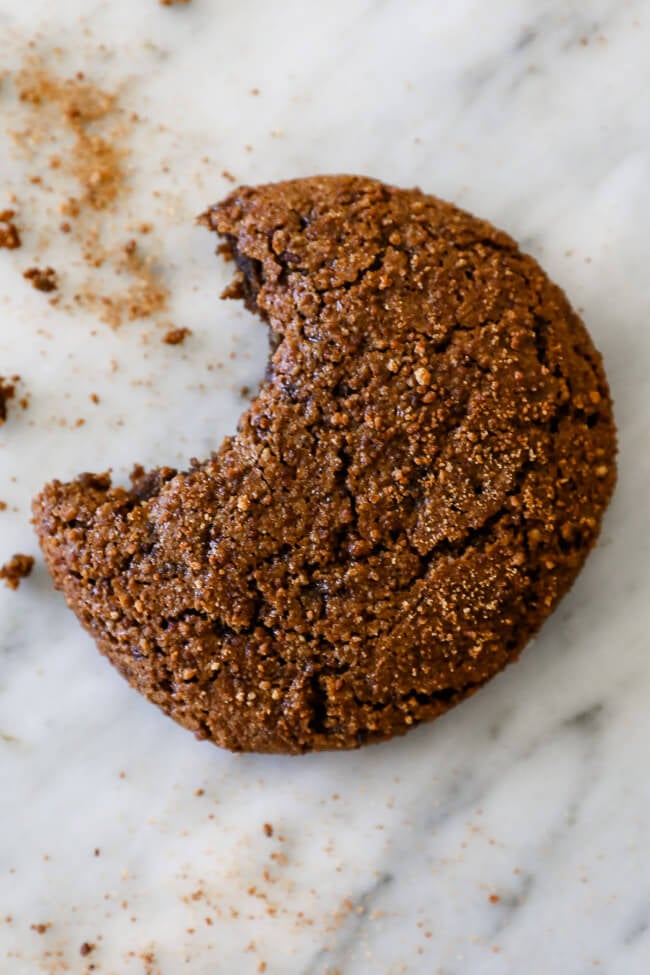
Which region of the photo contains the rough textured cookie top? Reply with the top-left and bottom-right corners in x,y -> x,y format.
34,175 -> 617,753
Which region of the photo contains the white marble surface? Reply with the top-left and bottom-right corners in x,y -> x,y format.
1,1 -> 649,972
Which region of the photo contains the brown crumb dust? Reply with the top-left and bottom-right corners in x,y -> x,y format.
0,209 -> 21,249
79,941 -> 95,956
23,265 -> 58,292
162,326 -> 192,346
263,823 -> 273,838
14,62 -> 126,211
33,175 -> 617,754
140,949 -> 158,974
30,921 -> 51,935
79,232 -> 169,329
1,553 -> 35,590
7,52 -> 171,329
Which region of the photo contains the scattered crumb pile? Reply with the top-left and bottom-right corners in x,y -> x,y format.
14,63 -> 127,211
4,52 -> 173,329
0,553 -> 34,590
23,265 -> 58,292
0,209 -> 21,249
0,376 -> 18,424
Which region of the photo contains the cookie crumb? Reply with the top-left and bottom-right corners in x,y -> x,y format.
162,326 -> 192,346
263,823 -> 273,838
23,266 -> 58,292
30,921 -> 51,935
80,942 -> 95,956
221,170 -> 237,184
1,553 -> 34,590
0,209 -> 21,249
0,376 -> 19,424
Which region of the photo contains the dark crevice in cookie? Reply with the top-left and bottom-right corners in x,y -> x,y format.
129,465 -> 178,503
532,313 -> 552,374
226,234 -> 265,315
407,686 -> 461,707
308,672 -> 330,736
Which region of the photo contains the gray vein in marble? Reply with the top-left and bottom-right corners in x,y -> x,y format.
301,873 -> 394,975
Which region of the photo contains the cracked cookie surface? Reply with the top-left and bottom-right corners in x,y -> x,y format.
34,175 -> 617,753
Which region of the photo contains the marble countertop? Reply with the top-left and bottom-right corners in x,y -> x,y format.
1,1 -> 649,972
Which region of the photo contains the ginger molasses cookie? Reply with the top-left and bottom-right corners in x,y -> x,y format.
34,176 -> 616,753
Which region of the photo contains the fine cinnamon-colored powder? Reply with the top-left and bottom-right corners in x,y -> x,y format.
14,64 -> 126,212
6,52 -> 171,330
